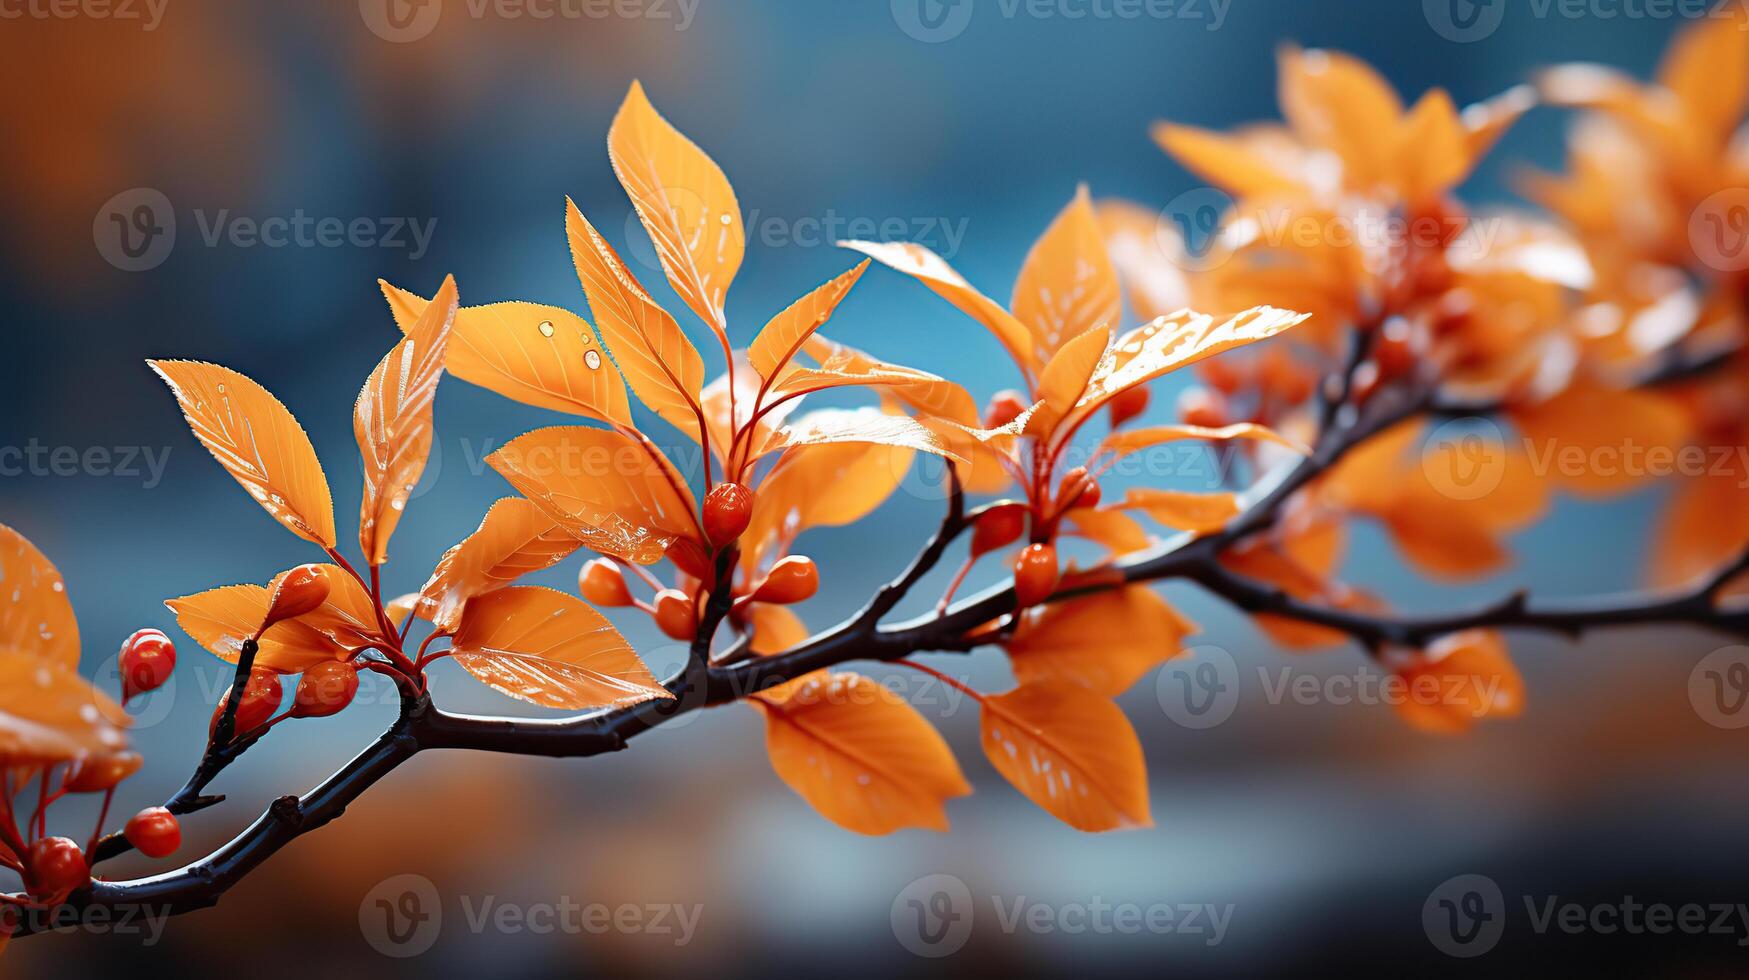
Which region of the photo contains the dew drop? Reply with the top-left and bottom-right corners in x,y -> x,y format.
719,213 -> 733,226
538,321 -> 556,338
584,350 -> 602,370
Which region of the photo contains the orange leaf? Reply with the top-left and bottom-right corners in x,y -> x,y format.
608,81 -> 743,333
1062,507 -> 1153,555
450,586 -> 670,710
1095,198 -> 1193,321
840,239 -> 1035,372
1069,306 -> 1309,422
487,426 -> 701,563
1011,186 -> 1122,367
566,199 -> 705,441
1393,630 -> 1523,734
1101,422 -> 1308,462
0,523 -> 79,668
742,441 -> 912,574
1278,45 -> 1404,191
1151,122 -> 1307,199
1510,383 -> 1689,498
149,360 -> 336,548
747,603 -> 809,657
751,671 -> 970,834
167,565 -> 386,672
1117,487 -> 1240,533
748,260 -> 869,383
0,647 -> 128,766
1007,587 -> 1196,696
780,335 -> 979,425
356,275 -> 456,565
1657,14 -> 1749,138
981,682 -> 1151,831
381,280 -> 632,427
1031,326 -> 1111,437
1395,89 -> 1471,205
418,498 -> 584,634
1651,473 -> 1749,589
753,407 -> 966,464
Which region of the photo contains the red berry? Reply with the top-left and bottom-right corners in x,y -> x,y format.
1106,386 -> 1151,429
1056,466 -> 1103,511
263,564 -> 330,631
210,668 -> 283,740
1374,317 -> 1416,380
25,837 -> 88,900
983,389 -> 1029,429
579,558 -> 634,607
119,629 -> 176,704
752,556 -> 819,605
64,751 -> 144,793
971,503 -> 1029,557
123,807 -> 181,859
1012,543 -> 1060,607
1177,387 -> 1229,429
654,589 -> 697,641
703,483 -> 755,547
291,661 -> 359,719
1075,478 -> 1102,510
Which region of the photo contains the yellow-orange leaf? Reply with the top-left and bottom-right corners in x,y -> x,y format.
1007,588 -> 1196,696
749,261 -> 869,384
1278,45 -> 1404,190
357,275 -> 456,565
0,523 -> 79,667
753,408 -> 966,464
1393,630 -> 1524,734
450,586 -> 670,710
841,239 -> 1035,372
1101,422 -> 1308,462
743,441 -> 912,574
418,498 -> 584,634
150,360 -> 336,548
0,647 -> 128,766
1151,123 -> 1307,200
1012,186 -> 1122,368
488,426 -> 700,564
1071,306 -> 1309,421
747,604 -> 809,657
382,280 -> 632,427
1031,326 -> 1112,436
608,81 -> 743,333
981,682 -> 1151,832
783,335 -> 979,425
1062,508 -> 1153,555
168,565 -> 386,672
1118,487 -> 1240,533
566,199 -> 705,441
751,671 -> 970,834
1395,89 -> 1470,204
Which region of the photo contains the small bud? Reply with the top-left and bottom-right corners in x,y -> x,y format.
983,389 -> 1029,429
703,482 -> 756,547
262,565 -> 330,633
579,558 -> 635,607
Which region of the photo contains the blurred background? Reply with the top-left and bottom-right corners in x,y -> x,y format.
4,0 -> 1749,975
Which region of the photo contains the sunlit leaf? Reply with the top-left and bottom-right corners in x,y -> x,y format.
418,498 -> 585,634
778,335 -> 980,425
748,261 -> 869,383
1116,487 -> 1240,533
608,80 -> 744,333
0,646 -> 128,766
1151,123 -> 1307,199
751,671 -> 970,834
1031,326 -> 1111,437
450,586 -> 670,710
1007,588 -> 1196,696
753,407 -> 966,464
742,441 -> 912,574
566,199 -> 705,441
841,239 -> 1035,372
1011,186 -> 1122,367
488,426 -> 701,564
981,682 -> 1151,832
149,360 -> 336,548
1393,629 -> 1523,734
382,280 -> 632,427
1278,45 -> 1404,190
1100,422 -> 1307,463
1068,306 -> 1309,422
167,564 -> 386,672
357,275 -> 456,565
0,523 -> 79,668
